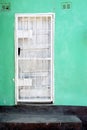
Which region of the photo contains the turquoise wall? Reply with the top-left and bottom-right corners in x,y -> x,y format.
0,0 -> 87,106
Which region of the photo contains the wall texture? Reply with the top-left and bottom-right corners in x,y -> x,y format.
0,0 -> 87,106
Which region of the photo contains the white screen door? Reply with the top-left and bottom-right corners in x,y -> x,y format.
15,13 -> 54,103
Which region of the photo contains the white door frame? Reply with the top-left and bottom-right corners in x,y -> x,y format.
15,13 -> 55,104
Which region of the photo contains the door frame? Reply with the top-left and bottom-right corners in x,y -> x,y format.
15,13 -> 55,104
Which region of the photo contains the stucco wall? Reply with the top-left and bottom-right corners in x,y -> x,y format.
0,0 -> 87,105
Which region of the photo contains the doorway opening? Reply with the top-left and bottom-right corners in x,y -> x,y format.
15,13 -> 54,104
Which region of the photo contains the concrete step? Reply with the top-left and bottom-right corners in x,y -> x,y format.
0,114 -> 82,129
0,106 -> 82,130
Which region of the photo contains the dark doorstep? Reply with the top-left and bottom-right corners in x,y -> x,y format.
0,105 -> 85,130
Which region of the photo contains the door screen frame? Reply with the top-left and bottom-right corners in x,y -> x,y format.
15,13 -> 55,104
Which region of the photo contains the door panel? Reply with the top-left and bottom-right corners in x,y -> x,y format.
15,14 -> 54,103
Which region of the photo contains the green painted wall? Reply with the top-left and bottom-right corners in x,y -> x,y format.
0,0 -> 87,106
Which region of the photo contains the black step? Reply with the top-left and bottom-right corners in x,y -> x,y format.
0,106 -> 82,130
